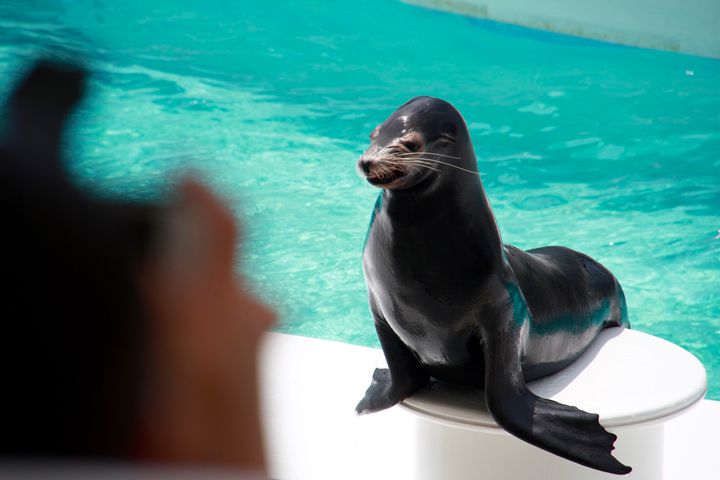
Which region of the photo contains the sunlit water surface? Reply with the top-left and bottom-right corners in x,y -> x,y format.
1,0 -> 718,398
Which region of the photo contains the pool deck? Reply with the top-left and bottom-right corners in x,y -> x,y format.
260,332 -> 720,480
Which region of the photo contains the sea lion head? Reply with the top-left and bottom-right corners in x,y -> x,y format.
357,96 -> 475,191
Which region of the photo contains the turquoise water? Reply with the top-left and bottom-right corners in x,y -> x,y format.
1,1 -> 718,398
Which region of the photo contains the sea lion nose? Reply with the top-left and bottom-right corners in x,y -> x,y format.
358,157 -> 373,175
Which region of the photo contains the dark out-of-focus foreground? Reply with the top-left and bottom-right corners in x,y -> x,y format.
0,61 -> 274,474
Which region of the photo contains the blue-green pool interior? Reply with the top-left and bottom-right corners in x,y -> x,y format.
1,0 -> 718,398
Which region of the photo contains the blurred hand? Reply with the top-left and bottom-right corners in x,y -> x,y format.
139,178 -> 275,472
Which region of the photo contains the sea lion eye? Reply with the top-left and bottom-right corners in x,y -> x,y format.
400,139 -> 421,152
439,133 -> 456,143
370,128 -> 380,140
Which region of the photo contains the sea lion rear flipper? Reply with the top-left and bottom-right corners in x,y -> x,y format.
482,319 -> 632,475
488,387 -> 631,474
356,302 -> 429,414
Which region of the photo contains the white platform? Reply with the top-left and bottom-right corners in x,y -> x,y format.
260,332 -> 720,480
402,328 -> 706,429
398,328 -> 706,479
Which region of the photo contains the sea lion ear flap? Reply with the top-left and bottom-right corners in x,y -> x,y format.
2,60 -> 86,165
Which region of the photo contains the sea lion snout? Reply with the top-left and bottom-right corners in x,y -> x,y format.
357,148 -> 411,187
357,130 -> 432,189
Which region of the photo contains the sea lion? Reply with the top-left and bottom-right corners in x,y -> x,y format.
355,96 -> 631,475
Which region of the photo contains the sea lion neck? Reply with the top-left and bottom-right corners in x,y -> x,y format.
380,170 -> 504,261
381,170 -> 480,211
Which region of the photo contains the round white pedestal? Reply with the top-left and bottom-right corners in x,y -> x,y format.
398,328 -> 706,479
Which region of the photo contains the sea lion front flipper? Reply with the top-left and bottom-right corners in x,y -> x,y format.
482,296 -> 632,475
356,302 -> 429,414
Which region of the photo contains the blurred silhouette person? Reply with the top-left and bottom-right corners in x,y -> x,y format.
0,61 -> 274,477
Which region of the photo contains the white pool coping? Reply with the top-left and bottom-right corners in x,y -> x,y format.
260,332 -> 720,480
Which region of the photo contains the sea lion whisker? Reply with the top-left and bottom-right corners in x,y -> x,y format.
394,159 -> 441,172
373,162 -> 406,179
370,166 -> 387,178
370,157 -> 441,179
398,156 -> 478,175
401,165 -> 440,174
392,158 -> 440,168
390,156 -> 437,165
402,164 -> 424,174
376,168 -> 393,179
398,152 -> 461,160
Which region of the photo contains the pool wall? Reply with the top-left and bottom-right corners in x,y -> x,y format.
405,0 -> 720,59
